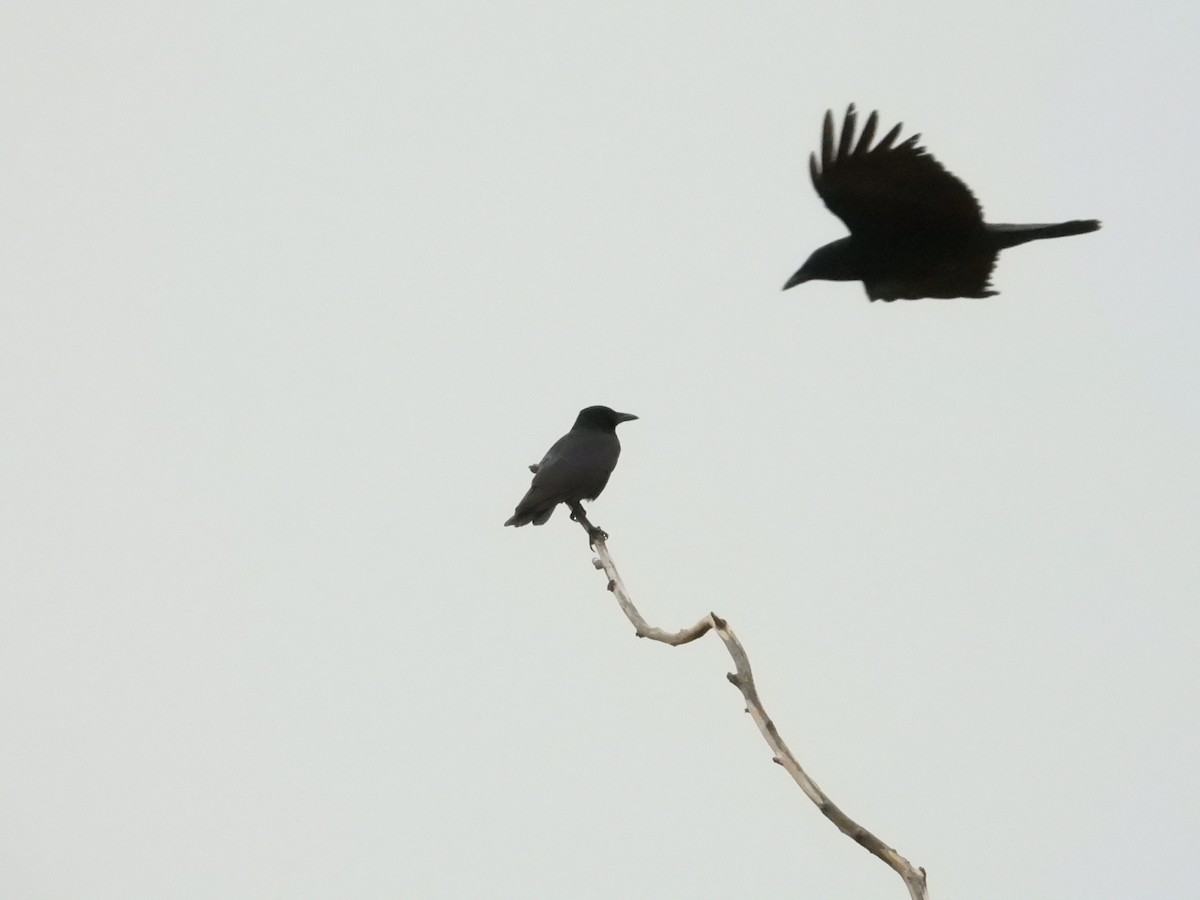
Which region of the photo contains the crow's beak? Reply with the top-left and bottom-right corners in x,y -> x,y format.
782,269 -> 811,291
615,412 -> 639,423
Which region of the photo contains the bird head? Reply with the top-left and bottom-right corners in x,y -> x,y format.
574,406 -> 639,431
783,238 -> 859,289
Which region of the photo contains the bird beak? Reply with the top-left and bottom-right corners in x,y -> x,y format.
782,269 -> 811,291
615,412 -> 639,423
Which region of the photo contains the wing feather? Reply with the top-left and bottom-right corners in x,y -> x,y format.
874,122 -> 903,153
853,110 -> 878,155
837,104 -> 857,162
820,109 -> 835,173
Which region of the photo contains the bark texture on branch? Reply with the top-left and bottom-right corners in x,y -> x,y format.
567,504 -> 928,900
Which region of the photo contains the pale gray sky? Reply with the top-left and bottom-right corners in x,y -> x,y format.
2,2 -> 1198,898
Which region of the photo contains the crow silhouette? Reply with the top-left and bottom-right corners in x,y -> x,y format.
505,406 -> 637,529
783,105 -> 1100,301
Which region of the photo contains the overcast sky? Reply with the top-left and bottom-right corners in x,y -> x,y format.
3,2 -> 1198,898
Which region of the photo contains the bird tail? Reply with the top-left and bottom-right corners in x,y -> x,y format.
504,505 -> 555,527
987,220 -> 1101,249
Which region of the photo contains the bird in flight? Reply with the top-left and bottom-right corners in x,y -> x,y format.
505,406 -> 638,533
783,104 -> 1100,301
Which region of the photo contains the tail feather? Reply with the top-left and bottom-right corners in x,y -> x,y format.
504,503 -> 556,527
988,219 -> 1100,249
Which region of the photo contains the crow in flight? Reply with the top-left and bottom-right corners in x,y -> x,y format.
783,105 -> 1100,301
505,406 -> 637,529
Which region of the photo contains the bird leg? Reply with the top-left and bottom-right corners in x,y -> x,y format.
567,501 -> 608,547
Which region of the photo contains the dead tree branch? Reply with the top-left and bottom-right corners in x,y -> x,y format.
569,508 -> 929,900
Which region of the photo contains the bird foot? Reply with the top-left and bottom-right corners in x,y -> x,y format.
568,503 -> 607,546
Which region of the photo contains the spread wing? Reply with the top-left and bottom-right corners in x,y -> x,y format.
809,104 -> 985,237
865,250 -> 999,301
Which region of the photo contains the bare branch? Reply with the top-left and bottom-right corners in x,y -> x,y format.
572,514 -> 928,900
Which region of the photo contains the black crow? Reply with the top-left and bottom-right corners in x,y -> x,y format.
505,406 -> 638,529
783,104 -> 1100,301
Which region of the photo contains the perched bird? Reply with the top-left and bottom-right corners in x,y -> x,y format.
505,406 -> 638,529
783,104 -> 1100,301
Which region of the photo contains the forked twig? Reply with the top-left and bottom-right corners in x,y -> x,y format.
568,507 -> 928,900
